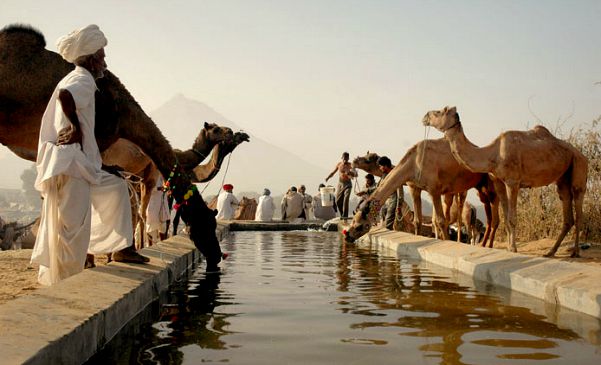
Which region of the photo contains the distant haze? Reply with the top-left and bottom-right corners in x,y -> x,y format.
151,95 -> 330,196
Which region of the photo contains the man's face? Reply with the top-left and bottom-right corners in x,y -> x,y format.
342,153 -> 349,162
299,186 -> 306,194
91,48 -> 107,79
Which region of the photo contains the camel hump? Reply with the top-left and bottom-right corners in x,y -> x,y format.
0,24 -> 46,49
531,125 -> 553,137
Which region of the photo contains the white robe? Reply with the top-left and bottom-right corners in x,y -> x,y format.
216,191 -> 238,220
31,67 -> 131,286
145,174 -> 170,241
254,195 -> 275,221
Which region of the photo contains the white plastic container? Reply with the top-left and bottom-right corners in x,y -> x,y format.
320,186 -> 335,206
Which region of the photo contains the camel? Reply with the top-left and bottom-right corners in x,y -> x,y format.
344,139 -> 499,244
352,150 -> 499,245
422,106 -> 588,257
351,153 -> 414,234
0,25 -> 223,268
233,197 -> 258,220
446,199 -> 480,244
101,123 -> 234,247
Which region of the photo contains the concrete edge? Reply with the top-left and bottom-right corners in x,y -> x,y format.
0,224 -> 230,365
356,227 -> 601,320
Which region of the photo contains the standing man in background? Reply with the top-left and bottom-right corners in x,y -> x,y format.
325,152 -> 357,218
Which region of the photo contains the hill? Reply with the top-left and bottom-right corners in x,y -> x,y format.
150,95 -> 329,196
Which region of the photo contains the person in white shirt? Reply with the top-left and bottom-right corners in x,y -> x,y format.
216,184 -> 239,220
31,25 -> 147,286
255,188 -> 276,221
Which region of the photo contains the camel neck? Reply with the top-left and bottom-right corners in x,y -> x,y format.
444,123 -> 492,174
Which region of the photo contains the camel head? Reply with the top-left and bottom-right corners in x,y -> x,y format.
343,200 -> 379,243
194,122 -> 234,149
352,152 -> 380,171
421,106 -> 459,133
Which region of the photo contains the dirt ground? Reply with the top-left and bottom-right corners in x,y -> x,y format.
1,239 -> 600,306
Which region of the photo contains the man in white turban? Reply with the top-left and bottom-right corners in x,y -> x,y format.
31,24 -> 147,286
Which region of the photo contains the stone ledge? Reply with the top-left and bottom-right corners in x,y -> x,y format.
0,224 -> 229,365
357,228 -> 601,320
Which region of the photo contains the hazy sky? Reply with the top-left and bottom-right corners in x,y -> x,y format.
1,0 -> 600,190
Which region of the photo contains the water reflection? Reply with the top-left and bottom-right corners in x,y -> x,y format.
88,231 -> 601,365
139,272 -> 238,365
336,242 -> 582,364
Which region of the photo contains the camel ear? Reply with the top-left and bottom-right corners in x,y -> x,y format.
442,106 -> 448,113
448,106 -> 457,114
204,121 -> 210,129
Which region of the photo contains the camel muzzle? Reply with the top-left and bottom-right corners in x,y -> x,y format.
343,230 -> 356,243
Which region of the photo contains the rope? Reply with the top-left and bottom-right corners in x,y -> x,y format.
200,152 -> 232,195
416,125 -> 431,185
120,171 -> 146,248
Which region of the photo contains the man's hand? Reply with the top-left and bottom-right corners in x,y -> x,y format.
56,124 -> 83,147
102,164 -> 124,178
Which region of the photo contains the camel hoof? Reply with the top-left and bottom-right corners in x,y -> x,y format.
84,254 -> 96,269
543,252 -> 555,258
570,252 -> 580,258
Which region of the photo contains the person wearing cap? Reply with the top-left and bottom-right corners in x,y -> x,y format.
216,184 -> 239,220
255,188 -> 275,221
313,183 -> 337,221
31,25 -> 147,286
325,152 -> 357,218
281,186 -> 304,222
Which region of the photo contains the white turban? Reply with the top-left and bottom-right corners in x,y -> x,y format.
56,24 -> 107,63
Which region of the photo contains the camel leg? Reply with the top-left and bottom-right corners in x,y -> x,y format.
411,187 -> 422,236
545,179 -> 575,257
456,192 -> 466,244
431,194 -> 449,240
505,184 -> 519,253
572,188 -> 585,258
487,196 -> 500,248
479,192 -> 492,247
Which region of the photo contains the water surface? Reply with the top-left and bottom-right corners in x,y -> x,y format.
89,231 -> 601,364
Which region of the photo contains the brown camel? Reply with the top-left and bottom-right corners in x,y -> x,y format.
352,150 -> 499,245
446,198 -> 481,244
233,197 -> 258,220
0,25 -> 223,269
344,138 -> 499,244
422,106 -> 588,257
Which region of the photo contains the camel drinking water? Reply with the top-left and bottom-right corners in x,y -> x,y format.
422,106 -> 588,257
347,143 -> 499,245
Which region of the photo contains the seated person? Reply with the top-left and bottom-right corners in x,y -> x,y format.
255,188 -> 276,221
281,186 -> 305,222
354,174 -> 376,213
